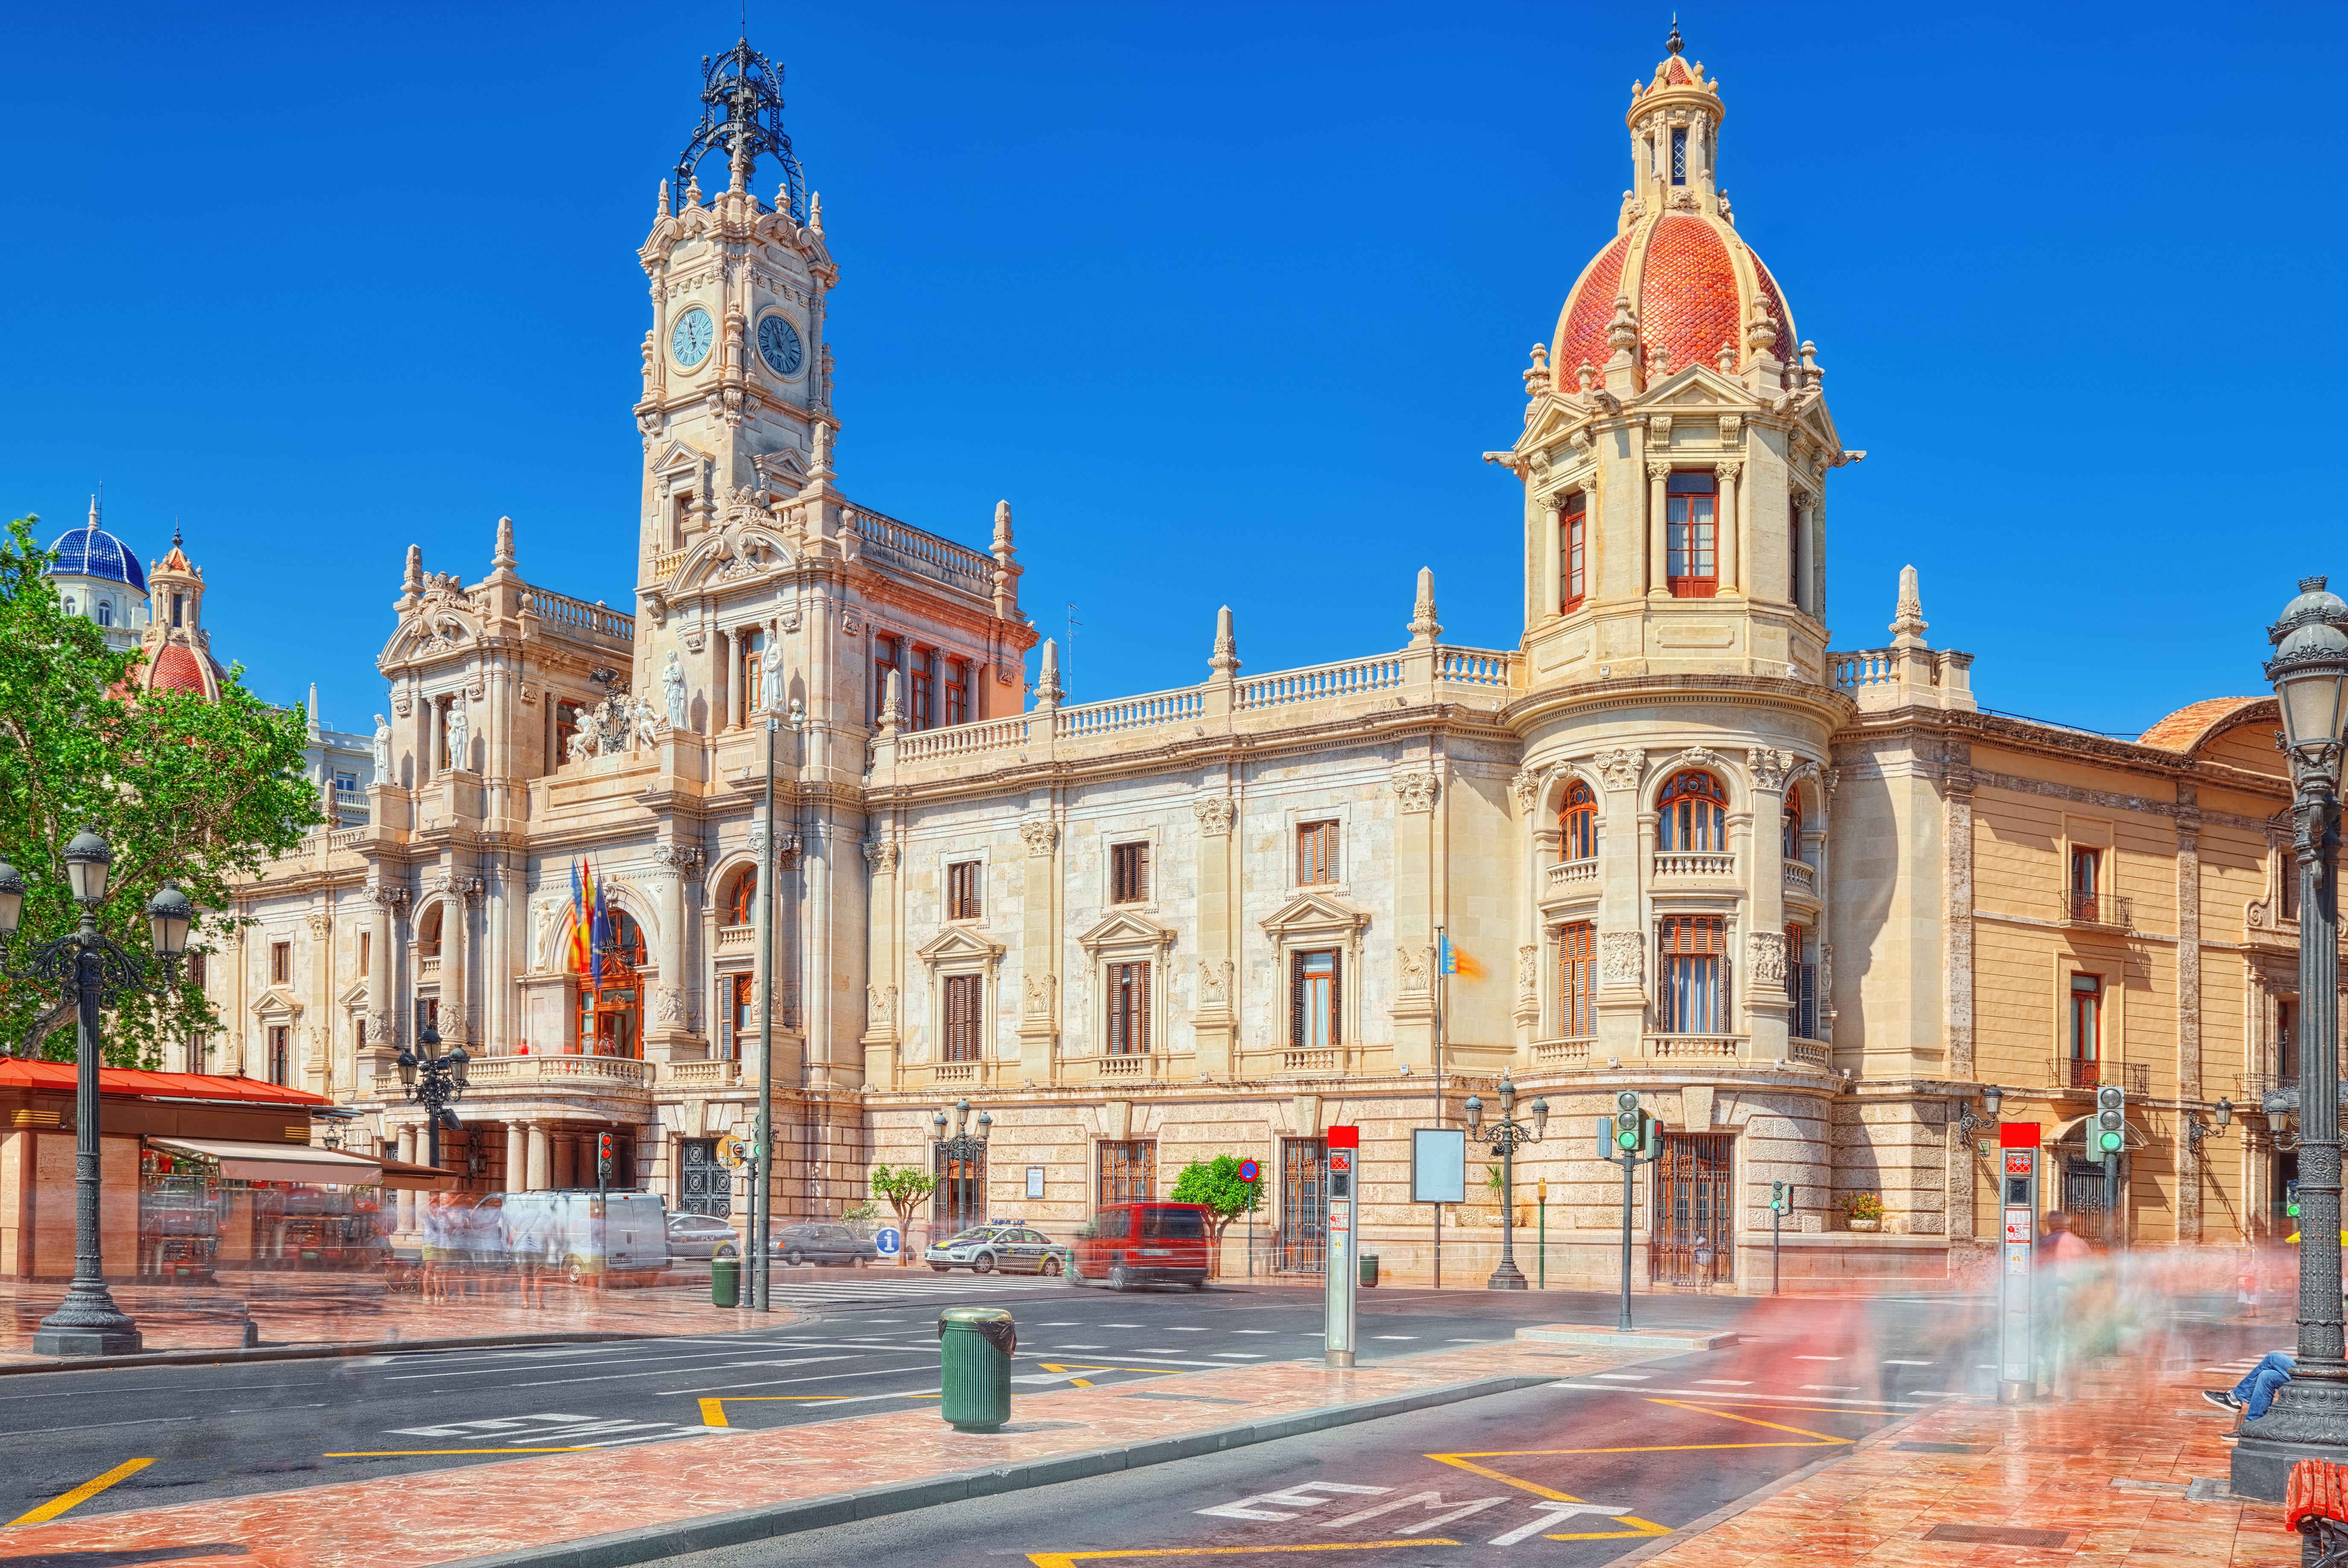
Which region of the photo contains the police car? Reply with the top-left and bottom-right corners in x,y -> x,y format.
923,1221 -> 1063,1275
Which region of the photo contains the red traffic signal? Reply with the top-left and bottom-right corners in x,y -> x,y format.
597,1132 -> 614,1162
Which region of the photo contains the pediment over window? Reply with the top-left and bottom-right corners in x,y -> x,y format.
251,988 -> 303,1021
337,981 -> 370,1010
1259,891 -> 1371,941
917,926 -> 1005,966
1078,910 -> 1176,956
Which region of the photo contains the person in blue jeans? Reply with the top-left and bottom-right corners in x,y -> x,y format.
2206,1352 -> 2294,1418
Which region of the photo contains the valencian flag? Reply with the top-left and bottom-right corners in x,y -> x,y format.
567,860 -> 592,976
1437,933 -> 1484,981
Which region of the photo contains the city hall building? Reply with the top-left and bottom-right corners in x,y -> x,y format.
205,34 -> 2302,1288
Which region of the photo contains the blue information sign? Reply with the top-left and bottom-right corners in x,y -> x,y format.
874,1226 -> 902,1257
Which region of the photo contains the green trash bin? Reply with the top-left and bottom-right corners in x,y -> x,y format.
938,1306 -> 1016,1433
1359,1253 -> 1379,1289
712,1244 -> 741,1309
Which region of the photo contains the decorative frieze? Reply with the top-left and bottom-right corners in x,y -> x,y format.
1390,769 -> 1440,814
1192,795 -> 1237,836
1600,931 -> 1644,986
1596,748 -> 1644,792
1748,929 -> 1787,990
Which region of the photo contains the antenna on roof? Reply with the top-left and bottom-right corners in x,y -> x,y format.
1066,603 -> 1081,702
1667,13 -> 1684,53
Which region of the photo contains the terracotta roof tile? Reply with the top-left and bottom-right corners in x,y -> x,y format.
2137,695 -> 2272,752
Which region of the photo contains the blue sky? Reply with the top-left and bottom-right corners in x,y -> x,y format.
1,3 -> 2335,738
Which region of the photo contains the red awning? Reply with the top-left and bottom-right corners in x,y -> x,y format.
0,1060 -> 330,1106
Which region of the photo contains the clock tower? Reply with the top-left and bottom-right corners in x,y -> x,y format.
634,39 -> 836,635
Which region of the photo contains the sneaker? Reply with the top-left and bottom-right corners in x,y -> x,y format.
2202,1389 -> 2245,1411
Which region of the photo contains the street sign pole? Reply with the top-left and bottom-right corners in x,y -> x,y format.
1325,1126 -> 1359,1368
1239,1159 -> 1261,1280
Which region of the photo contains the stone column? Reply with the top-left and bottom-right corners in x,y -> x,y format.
528,1122 -> 551,1191
1593,748 -> 1647,1062
1646,461 -> 1670,598
367,885 -> 394,1057
1715,461 -> 1741,596
1016,814 -> 1063,1083
505,1120 -> 527,1193
397,1125 -> 418,1235
646,844 -> 699,1060
1743,750 -> 1792,1063
1536,502 -> 1562,624
719,629 -> 738,730
1191,791 -> 1240,1077
1944,756 -> 1976,1080
861,835 -> 902,1084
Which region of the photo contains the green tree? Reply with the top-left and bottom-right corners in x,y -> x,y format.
1169,1154 -> 1264,1272
869,1163 -> 936,1265
0,516 -> 322,1064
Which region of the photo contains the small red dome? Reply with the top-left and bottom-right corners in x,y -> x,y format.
150,645 -> 210,695
1551,211 -> 1796,391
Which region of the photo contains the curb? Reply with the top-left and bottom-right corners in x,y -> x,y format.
0,1329 -> 655,1376
443,1370 -> 1561,1568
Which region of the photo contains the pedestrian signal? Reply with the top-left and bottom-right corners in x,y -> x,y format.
2094,1085 -> 2125,1155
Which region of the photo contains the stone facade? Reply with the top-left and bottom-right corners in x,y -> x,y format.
206,34 -> 2313,1289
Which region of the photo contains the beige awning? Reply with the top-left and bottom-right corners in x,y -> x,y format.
147,1136 -> 383,1185
378,1156 -> 461,1192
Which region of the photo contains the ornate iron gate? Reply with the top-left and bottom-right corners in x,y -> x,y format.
679,1139 -> 730,1218
1276,1138 -> 1327,1274
1649,1133 -> 1735,1286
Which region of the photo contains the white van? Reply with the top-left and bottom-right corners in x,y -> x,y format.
502,1191 -> 671,1285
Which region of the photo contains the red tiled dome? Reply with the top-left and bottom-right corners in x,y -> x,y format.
150,644 -> 210,695
1551,211 -> 1796,391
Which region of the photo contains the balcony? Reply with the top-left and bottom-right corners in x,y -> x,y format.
1548,858 -> 1598,892
465,1053 -> 652,1091
418,955 -> 442,978
714,924 -> 757,955
1782,858 -> 1816,895
1787,1039 -> 1830,1067
1533,1038 -> 1592,1066
1653,853 -> 1736,879
664,1059 -> 740,1088
1645,1034 -> 1746,1061
1280,1048 -> 1339,1074
2052,1057 -> 2149,1095
2062,891 -> 2132,931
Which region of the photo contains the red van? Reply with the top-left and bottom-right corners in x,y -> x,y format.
1068,1201 -> 1212,1290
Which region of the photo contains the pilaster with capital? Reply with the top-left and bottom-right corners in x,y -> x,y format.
645,842 -> 706,1059
1715,459 -> 1743,595
1016,812 -> 1062,1081
1646,458 -> 1671,597
1743,746 -> 1793,1060
1191,791 -> 1239,1077
862,833 -> 904,1064
1595,748 -> 1650,1061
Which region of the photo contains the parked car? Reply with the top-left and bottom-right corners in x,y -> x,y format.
500,1191 -> 671,1285
923,1223 -> 1064,1275
1066,1202 -> 1210,1290
769,1222 -> 879,1267
665,1211 -> 739,1261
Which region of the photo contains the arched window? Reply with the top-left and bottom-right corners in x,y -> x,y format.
1781,796 -> 1803,860
1656,771 -> 1727,853
578,907 -> 648,1058
62,596 -> 76,616
1561,780 -> 1598,862
722,866 -> 757,927
96,600 -> 112,627
417,903 -> 444,958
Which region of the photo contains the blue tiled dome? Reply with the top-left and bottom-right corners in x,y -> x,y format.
47,523 -> 148,595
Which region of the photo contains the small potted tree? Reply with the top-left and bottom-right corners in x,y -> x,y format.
1843,1192 -> 1884,1232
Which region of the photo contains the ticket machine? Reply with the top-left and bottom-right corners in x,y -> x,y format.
1998,1121 -> 2040,1403
1325,1125 -> 1358,1368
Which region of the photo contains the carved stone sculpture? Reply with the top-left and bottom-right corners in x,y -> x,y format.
444,700 -> 469,772
1749,929 -> 1788,990
1390,769 -> 1440,814
662,650 -> 689,730
371,714 -> 392,778
1019,818 -> 1060,857
1192,795 -> 1237,835
1516,945 -> 1539,999
1022,972 -> 1055,1019
1600,930 -> 1644,986
1596,748 -> 1643,791
1397,944 -> 1432,996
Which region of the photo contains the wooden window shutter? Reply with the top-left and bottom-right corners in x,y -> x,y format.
1290,951 -> 1305,1047
1138,964 -> 1151,1053
1329,949 -> 1342,1045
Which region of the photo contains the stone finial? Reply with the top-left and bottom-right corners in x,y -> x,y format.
87,493 -> 100,528
1606,295 -> 1640,360
307,682 -> 320,726
1799,339 -> 1822,388
728,127 -> 752,193
656,179 -> 670,224
992,500 -> 1014,555
1209,605 -> 1240,679
879,668 -> 904,735
1744,297 -> 1778,357
685,174 -> 702,207
1408,567 -> 1443,644
1034,637 -> 1063,709
1523,343 -> 1550,398
809,420 -> 833,478
1577,361 -> 1597,393
1890,564 -> 1928,646
1715,341 -> 1737,374
493,515 -> 515,569
403,543 -> 423,597
809,190 -> 823,234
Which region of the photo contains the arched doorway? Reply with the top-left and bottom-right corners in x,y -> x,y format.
576,909 -> 648,1057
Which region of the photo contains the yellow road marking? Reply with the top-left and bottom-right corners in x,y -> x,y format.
698,1396 -> 853,1427
8,1459 -> 156,1526
1026,1540 -> 1459,1566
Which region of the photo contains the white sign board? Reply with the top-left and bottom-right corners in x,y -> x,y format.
1411,1127 -> 1466,1204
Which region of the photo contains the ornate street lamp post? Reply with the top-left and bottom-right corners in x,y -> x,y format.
933,1099 -> 992,1237
2237,576 -> 2348,1501
1463,1074 -> 1548,1291
395,1024 -> 471,1172
0,832 -> 193,1355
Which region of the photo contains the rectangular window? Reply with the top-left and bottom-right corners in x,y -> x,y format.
943,973 -> 983,1062
944,659 -> 970,726
1561,492 -> 1588,612
2069,847 -> 2102,922
1787,499 -> 1803,609
1289,949 -> 1341,1049
268,1025 -> 289,1086
873,634 -> 901,723
170,591 -> 185,628
1658,915 -> 1728,1034
1110,841 -> 1150,904
188,950 -> 207,990
1788,923 -> 1818,1040
2067,974 -> 2103,1089
730,972 -> 754,1058
1296,820 -> 1340,885
1107,961 -> 1151,1054
1670,127 -> 1688,185
909,646 -> 935,730
1665,473 -> 1718,598
672,491 -> 694,543
947,860 -> 982,920
555,699 -> 584,758
353,1017 -> 365,1054
1097,1139 -> 1156,1206
270,941 -> 290,986
1558,922 -> 1597,1038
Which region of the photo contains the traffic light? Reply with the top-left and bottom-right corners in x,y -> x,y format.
2095,1086 -> 2125,1157
597,1131 -> 615,1174
2289,1180 -> 2302,1220
1615,1091 -> 1643,1153
1770,1180 -> 1789,1215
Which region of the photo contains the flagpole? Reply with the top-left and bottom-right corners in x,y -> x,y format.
1434,923 -> 1445,1292
754,700 -> 778,1313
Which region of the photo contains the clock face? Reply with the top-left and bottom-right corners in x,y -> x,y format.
671,307 -> 714,369
757,314 -> 804,376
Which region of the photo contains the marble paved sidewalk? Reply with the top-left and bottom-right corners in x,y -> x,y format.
0,1272 -> 771,1364
1636,1362 -> 2298,1568
0,1340 -> 1622,1567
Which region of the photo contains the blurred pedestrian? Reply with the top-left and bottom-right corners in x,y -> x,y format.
2206,1351 -> 2293,1419
2033,1210 -> 2097,1398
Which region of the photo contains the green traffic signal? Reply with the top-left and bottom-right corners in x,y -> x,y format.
2098,1130 -> 2123,1152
